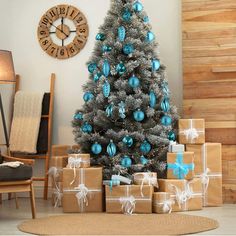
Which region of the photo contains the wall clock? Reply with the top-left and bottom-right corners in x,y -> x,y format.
37,4 -> 89,59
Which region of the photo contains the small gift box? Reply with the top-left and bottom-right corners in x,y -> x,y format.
178,119 -> 205,144
153,192 -> 174,214
186,143 -> 222,206
105,185 -> 153,214
167,152 -> 194,180
67,153 -> 90,168
158,178 -> 203,212
169,142 -> 185,153
62,167 -> 103,213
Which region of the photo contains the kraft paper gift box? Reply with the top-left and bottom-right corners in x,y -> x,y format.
66,153 -> 90,168
62,167 -> 103,213
167,152 -> 195,180
153,192 -> 174,214
158,179 -> 203,212
186,143 -> 222,206
105,185 -> 153,214
178,119 -> 205,144
133,172 -> 158,189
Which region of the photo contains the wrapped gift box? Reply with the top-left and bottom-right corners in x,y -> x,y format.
158,179 -> 202,212
63,167 -> 103,213
169,141 -> 185,153
153,192 -> 174,214
167,152 -> 194,180
133,172 -> 158,188
105,185 -> 153,214
186,143 -> 222,206
67,153 -> 90,168
178,119 -> 205,144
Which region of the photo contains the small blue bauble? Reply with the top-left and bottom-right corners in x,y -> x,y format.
168,131 -> 176,141
93,73 -> 102,82
123,44 -> 134,55
102,45 -> 112,53
146,31 -> 155,42
88,63 -> 97,74
122,135 -> 134,147
161,98 -> 170,112
103,80 -> 111,98
96,33 -> 105,41
119,101 -> 126,119
107,140 -> 117,157
118,26 -> 126,42
106,103 -> 113,117
140,140 -> 151,154
128,75 -> 140,88
121,156 -> 132,168
123,9 -> 132,21
140,155 -> 148,165
83,92 -> 94,102
143,16 -> 149,23
152,59 -> 160,72
133,109 -> 145,122
81,122 -> 92,133
161,115 -> 172,126
74,112 -> 83,120
162,83 -> 170,96
116,63 -> 126,75
103,59 -> 110,77
133,0 -> 143,12
91,142 -> 102,155
149,91 -> 156,108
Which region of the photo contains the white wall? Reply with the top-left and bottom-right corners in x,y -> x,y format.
0,0 -> 182,146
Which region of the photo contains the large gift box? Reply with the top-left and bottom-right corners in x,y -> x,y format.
167,152 -> 195,180
186,143 -> 222,206
178,119 -> 205,144
158,179 -> 203,212
63,167 -> 103,213
105,185 -> 153,214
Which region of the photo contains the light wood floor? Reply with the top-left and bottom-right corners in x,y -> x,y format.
0,198 -> 235,235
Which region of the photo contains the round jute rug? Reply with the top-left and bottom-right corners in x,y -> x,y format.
18,213 -> 218,235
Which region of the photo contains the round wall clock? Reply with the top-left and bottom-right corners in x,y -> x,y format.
37,4 -> 89,59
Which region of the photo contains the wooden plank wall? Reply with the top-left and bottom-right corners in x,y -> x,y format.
182,0 -> 236,203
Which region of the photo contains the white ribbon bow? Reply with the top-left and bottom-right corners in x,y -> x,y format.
75,184 -> 89,207
140,173 -> 157,197
68,157 -> 83,168
183,128 -> 199,142
53,188 -> 63,208
200,168 -> 210,194
48,167 -> 60,179
119,195 -> 136,215
162,199 -> 174,214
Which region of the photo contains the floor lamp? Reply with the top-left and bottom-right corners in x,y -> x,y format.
0,50 -> 16,153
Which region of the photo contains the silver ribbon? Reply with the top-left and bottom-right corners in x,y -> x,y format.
53,188 -> 63,208
75,184 -> 89,207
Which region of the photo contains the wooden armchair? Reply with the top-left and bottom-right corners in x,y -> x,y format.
0,154 -> 36,219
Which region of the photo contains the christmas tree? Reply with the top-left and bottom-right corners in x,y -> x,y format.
73,0 -> 178,180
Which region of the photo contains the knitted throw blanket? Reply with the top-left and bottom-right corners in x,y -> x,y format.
9,91 -> 44,154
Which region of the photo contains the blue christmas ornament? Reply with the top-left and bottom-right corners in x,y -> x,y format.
146,31 -> 155,42
74,112 -> 83,120
106,103 -> 113,117
91,142 -> 102,155
93,73 -> 102,82
162,82 -> 170,96
81,122 -> 92,133
119,101 -> 126,119
168,131 -> 176,141
122,135 -> 134,147
121,156 -> 132,168
103,59 -> 110,77
161,115 -> 172,126
116,63 -> 126,75
128,75 -> 140,88
107,140 -> 117,157
122,9 -> 132,21
83,91 -> 94,102
140,155 -> 148,165
88,63 -> 97,74
149,91 -> 156,108
140,140 -> 151,154
143,16 -> 149,23
123,44 -> 134,55
102,45 -> 112,53
103,80 -> 111,98
133,109 -> 145,122
152,59 -> 160,72
96,33 -> 105,41
118,26 -> 126,42
161,97 -> 170,112
133,0 -> 143,12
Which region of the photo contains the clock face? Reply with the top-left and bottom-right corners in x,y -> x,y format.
37,4 -> 89,59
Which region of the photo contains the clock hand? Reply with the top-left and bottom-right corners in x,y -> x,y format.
49,22 -> 69,38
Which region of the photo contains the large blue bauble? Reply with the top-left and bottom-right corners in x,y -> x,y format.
103,59 -> 110,77
93,73 -> 102,82
118,26 -> 126,42
107,140 -> 117,157
152,59 -> 160,72
91,142 -> 102,155
161,115 -> 172,126
146,31 -> 155,42
83,92 -> 94,102
168,131 -> 176,141
74,112 -> 83,121
128,75 -> 140,88
133,1 -> 143,12
140,155 -> 148,165
133,109 -> 145,122
121,156 -> 132,168
106,103 -> 113,117
161,97 -> 170,112
102,45 -> 112,53
96,33 -> 105,41
123,9 -> 132,21
81,122 -> 92,133
122,135 -> 134,147
123,44 -> 134,55
140,140 -> 151,154
116,63 -> 126,75
88,63 -> 97,74
103,80 -> 111,98
149,91 -> 156,108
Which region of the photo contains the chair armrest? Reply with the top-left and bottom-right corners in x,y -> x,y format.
1,154 -> 35,166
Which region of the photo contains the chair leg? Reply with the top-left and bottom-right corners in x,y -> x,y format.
29,182 -> 36,219
8,193 -> 12,200
14,193 -> 19,209
0,193 -> 2,204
